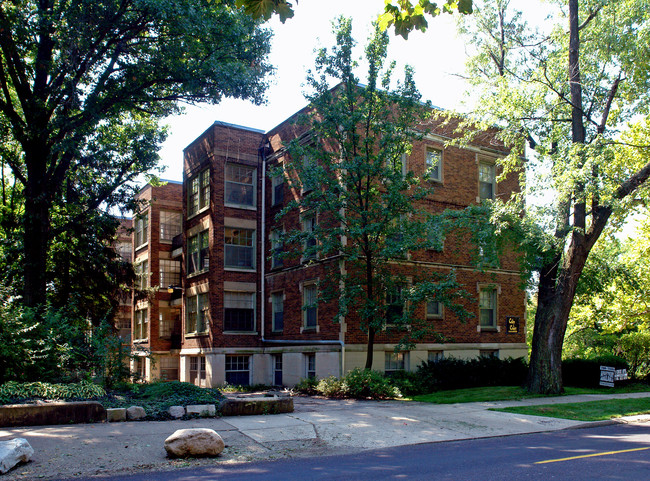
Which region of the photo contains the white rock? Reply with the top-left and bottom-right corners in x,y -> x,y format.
164,428 -> 224,458
185,404 -> 216,417
0,438 -> 34,474
126,406 -> 146,420
168,406 -> 185,419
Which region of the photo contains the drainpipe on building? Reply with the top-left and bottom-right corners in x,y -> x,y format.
258,138 -> 345,377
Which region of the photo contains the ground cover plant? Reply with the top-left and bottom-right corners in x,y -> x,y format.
493,397 -> 650,421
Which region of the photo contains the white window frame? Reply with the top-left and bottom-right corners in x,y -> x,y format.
159,259 -> 181,287
478,285 -> 499,330
187,230 -> 209,276
185,293 -> 209,336
270,229 -> 283,269
134,212 -> 148,249
385,351 -> 407,374
159,307 -> 179,338
271,170 -> 284,206
478,160 -> 496,201
134,260 -> 149,289
305,353 -> 316,379
425,147 -> 443,182
428,350 -> 444,363
302,282 -> 318,331
134,307 -> 148,341
224,227 -> 256,270
160,210 -> 182,243
189,356 -> 207,387
225,163 -> 256,209
223,291 -> 256,333
426,299 -> 443,319
225,355 -> 251,386
187,168 -> 210,218
271,291 -> 284,333
301,213 -> 317,262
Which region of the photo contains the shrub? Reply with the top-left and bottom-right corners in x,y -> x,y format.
385,370 -> 424,396
0,381 -> 106,405
416,356 -> 528,392
343,368 -> 401,399
293,376 -> 319,395
316,376 -> 347,397
562,355 -> 629,388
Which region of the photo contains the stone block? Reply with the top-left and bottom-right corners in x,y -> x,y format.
219,396 -> 293,416
106,408 -> 127,422
164,428 -> 224,458
0,402 -> 106,428
168,406 -> 185,419
185,404 -> 216,417
126,406 -> 146,421
0,438 -> 33,474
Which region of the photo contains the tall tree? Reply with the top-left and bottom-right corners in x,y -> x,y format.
0,0 -> 272,307
457,0 -> 650,393
279,18 -> 471,369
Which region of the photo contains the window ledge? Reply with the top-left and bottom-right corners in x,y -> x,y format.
300,326 -> 320,333
426,316 -> 443,320
186,207 -> 209,221
135,242 -> 148,251
477,325 -> 500,332
224,267 -> 256,273
133,338 -> 149,343
223,331 -> 258,335
224,203 -> 257,211
187,270 -> 209,279
185,332 -> 209,338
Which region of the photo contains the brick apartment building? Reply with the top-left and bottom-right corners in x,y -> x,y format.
127,106 -> 527,386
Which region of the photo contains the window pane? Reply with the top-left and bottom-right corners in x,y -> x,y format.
225,164 -> 255,207
224,292 -> 254,331
160,211 -> 182,241
426,149 -> 442,180
224,228 -> 254,269
427,300 -> 441,317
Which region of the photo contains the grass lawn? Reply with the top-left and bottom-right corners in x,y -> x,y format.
409,384 -> 650,405
493,397 -> 650,421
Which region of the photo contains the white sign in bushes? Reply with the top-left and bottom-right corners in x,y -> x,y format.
599,366 -> 628,387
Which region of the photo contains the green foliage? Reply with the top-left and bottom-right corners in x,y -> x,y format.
278,18 -> 474,368
416,356 -> 528,392
0,381 -> 105,405
316,376 -> 347,397
293,377 -> 319,396
103,381 -> 224,420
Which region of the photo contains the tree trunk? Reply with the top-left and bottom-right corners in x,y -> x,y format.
365,326 -> 375,369
23,194 -> 51,308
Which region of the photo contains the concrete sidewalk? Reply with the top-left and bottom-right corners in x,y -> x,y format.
1,392 -> 649,480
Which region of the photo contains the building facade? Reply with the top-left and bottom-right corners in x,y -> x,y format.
128,111 -> 527,386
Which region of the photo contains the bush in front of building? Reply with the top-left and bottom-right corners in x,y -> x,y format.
294,369 -> 402,399
0,380 -> 106,405
416,356 -> 529,392
562,355 -> 629,388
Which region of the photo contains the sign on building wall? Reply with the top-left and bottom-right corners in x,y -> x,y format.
506,316 -> 520,334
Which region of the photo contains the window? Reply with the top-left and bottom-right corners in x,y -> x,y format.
134,308 -> 148,341
426,148 -> 442,181
302,283 -> 318,329
159,308 -> 180,338
135,357 -> 146,380
272,172 -> 284,206
305,353 -> 316,379
134,260 -> 149,289
160,357 -> 179,381
273,354 -> 283,386
270,230 -> 283,268
225,163 -> 255,207
271,291 -> 284,332
301,155 -> 316,193
159,259 -> 181,287
428,350 -> 444,363
479,287 -> 497,328
302,215 -> 317,261
187,168 -> 210,217
479,162 -> 496,200
385,352 -> 406,375
115,241 -> 132,262
134,212 -> 148,248
188,230 -> 209,275
189,356 -> 206,387
160,211 -> 182,242
224,228 -> 255,269
386,285 -> 404,325
224,291 -> 255,332
480,349 -> 499,359
186,293 -> 209,335
225,355 -> 250,386
426,300 -> 443,319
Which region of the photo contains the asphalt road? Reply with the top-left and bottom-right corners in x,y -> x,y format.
69,422 -> 650,481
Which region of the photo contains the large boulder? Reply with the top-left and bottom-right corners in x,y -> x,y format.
164,428 -> 224,458
0,438 -> 34,474
168,406 -> 185,419
126,406 -> 146,421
